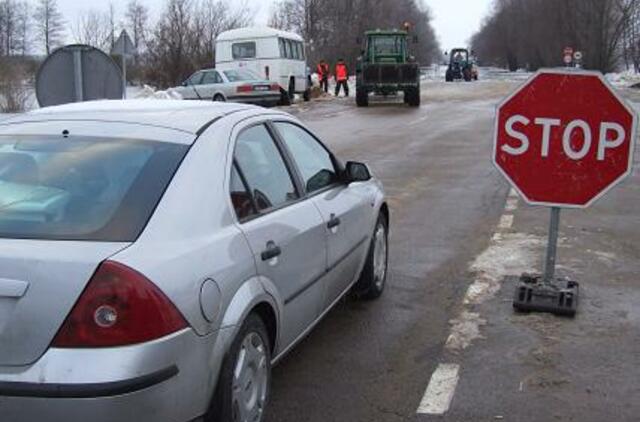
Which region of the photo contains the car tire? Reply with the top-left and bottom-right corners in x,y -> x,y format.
278,88 -> 291,106
356,88 -> 369,107
353,213 -> 388,300
288,78 -> 295,101
213,94 -> 226,102
208,313 -> 271,422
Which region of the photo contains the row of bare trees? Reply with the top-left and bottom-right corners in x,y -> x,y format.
0,0 -> 63,56
269,0 -> 440,67
471,0 -> 640,73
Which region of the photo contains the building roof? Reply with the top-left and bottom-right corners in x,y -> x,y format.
0,100 -> 257,135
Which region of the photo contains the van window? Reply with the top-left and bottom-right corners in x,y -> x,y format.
284,39 -> 292,59
292,41 -> 300,60
298,42 -> 305,60
279,38 -> 286,58
232,42 -> 256,59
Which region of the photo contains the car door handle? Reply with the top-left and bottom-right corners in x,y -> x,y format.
261,242 -> 282,261
327,215 -> 341,229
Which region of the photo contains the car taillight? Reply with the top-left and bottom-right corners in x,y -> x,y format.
237,84 -> 253,93
270,83 -> 280,91
52,261 -> 188,348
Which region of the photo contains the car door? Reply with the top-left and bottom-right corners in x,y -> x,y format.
182,71 -> 204,99
198,70 -> 221,99
272,121 -> 374,310
231,122 -> 327,349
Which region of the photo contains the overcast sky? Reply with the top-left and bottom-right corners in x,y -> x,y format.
57,0 -> 493,51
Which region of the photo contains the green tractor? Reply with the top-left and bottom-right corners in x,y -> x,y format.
445,48 -> 478,82
355,29 -> 421,107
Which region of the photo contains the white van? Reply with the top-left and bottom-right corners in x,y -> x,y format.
215,27 -> 310,103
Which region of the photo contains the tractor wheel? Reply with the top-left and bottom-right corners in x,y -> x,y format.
356,88 -> 369,107
445,70 -> 453,82
463,69 -> 472,82
406,87 -> 420,107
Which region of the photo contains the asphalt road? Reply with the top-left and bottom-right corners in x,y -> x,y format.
265,81 -> 517,422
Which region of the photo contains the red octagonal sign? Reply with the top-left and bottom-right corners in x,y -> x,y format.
494,69 -> 637,208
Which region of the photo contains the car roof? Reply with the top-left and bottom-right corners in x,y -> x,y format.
0,100 -> 259,136
216,26 -> 303,42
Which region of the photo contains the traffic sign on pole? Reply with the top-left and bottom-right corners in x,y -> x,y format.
111,30 -> 137,99
493,69 -> 638,316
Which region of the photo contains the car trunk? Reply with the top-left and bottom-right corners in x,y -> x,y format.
0,239 -> 129,366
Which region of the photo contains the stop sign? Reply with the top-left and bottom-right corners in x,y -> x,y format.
493,69 -> 637,208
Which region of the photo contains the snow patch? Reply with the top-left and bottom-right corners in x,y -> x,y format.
606,70 -> 640,87
465,233 -> 544,305
133,85 -> 183,100
445,311 -> 486,351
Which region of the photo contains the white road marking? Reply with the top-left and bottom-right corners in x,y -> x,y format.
409,114 -> 430,126
498,214 -> 514,229
417,363 -> 460,415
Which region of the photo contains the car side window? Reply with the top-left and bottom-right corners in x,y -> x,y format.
234,124 -> 299,212
201,71 -> 218,85
188,72 -> 203,85
230,163 -> 256,220
273,122 -> 339,194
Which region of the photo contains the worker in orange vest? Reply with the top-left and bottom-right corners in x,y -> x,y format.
334,59 -> 349,97
317,59 -> 330,93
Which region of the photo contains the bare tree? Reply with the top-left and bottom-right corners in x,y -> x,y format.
142,0 -> 254,88
472,0 -> 640,72
33,0 -> 64,55
72,9 -> 111,50
269,0 -> 440,67
125,0 -> 149,52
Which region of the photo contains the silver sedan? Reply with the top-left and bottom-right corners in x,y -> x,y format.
0,100 -> 388,422
175,68 -> 282,107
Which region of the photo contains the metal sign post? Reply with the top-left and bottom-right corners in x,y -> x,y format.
493,69 -> 638,317
111,30 -> 136,100
72,48 -> 84,102
543,207 -> 561,284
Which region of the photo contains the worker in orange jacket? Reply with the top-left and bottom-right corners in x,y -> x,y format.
317,60 -> 330,93
334,59 -> 349,97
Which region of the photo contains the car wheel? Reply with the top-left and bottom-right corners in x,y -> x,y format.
353,213 -> 388,300
288,78 -> 295,101
208,313 -> 271,422
356,88 -> 369,107
278,88 -> 291,106
213,94 -> 226,102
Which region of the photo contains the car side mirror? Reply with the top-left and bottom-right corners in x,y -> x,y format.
182,81 -> 188,87
344,161 -> 371,183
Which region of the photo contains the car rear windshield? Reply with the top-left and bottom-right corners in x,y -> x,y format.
224,69 -> 260,82
0,135 -> 188,242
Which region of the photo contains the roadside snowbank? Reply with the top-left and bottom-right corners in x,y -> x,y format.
133,85 -> 183,100
606,70 -> 640,87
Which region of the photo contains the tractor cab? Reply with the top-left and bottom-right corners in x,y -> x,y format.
355,29 -> 421,107
365,32 -> 409,64
445,48 -> 478,82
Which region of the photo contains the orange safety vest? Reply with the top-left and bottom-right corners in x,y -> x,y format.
317,63 -> 329,78
335,63 -> 348,81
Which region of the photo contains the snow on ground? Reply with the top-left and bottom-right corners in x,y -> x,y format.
132,85 -> 183,100
606,69 -> 640,87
